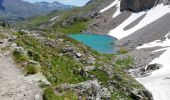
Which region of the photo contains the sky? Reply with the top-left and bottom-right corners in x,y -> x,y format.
23,0 -> 90,6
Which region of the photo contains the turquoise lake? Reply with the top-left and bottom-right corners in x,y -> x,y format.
68,33 -> 117,54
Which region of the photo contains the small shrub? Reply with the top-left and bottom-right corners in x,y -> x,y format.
118,47 -> 128,54
43,87 -> 58,100
0,34 -> 4,39
25,63 -> 37,74
27,50 -> 42,61
13,49 -> 29,63
43,87 -> 77,100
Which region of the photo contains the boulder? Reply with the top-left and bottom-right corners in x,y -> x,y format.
130,89 -> 143,99
25,72 -> 51,86
11,43 -> 17,47
0,41 -> 3,44
145,63 -> 162,71
167,32 -> 170,39
58,80 -> 111,99
130,89 -> 153,100
163,0 -> 170,5
76,52 -> 82,58
85,66 -> 96,71
8,36 -> 16,42
19,29 -> 30,35
90,12 -> 99,18
34,94 -> 41,100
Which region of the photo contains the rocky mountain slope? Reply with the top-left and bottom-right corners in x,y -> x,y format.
3,0 -> 170,99
0,0 -> 72,22
0,0 -> 157,99
24,0 -> 170,99
94,0 -> 170,49
96,0 -> 170,100
0,25 -> 153,99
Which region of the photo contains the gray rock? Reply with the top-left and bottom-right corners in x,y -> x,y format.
85,66 -> 96,72
11,43 -> 17,47
145,63 -> 162,71
0,41 -> 3,44
130,89 -> 143,100
0,53 -> 3,57
61,47 -> 74,53
58,80 -> 111,99
34,94 -> 41,100
85,56 -> 96,64
76,53 -> 82,58
19,29 -> 30,35
130,89 -> 153,100
8,36 -> 16,42
167,32 -> 170,39
163,0 -> 170,5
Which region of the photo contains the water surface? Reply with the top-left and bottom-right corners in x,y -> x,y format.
68,33 -> 117,54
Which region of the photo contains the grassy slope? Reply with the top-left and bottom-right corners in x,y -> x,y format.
22,0 -> 107,34
11,31 -> 145,99
11,0 -> 150,99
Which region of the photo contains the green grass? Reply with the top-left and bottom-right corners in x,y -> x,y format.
15,35 -> 87,85
12,33 -> 145,99
115,56 -> 134,69
89,69 -> 110,86
118,47 -> 128,54
0,34 -> 4,39
13,49 -> 29,63
22,0 -> 108,34
43,87 -> 78,100
57,21 -> 89,34
25,63 -> 38,74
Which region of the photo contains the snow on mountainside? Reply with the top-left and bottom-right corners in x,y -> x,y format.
100,1 -> 170,40
136,33 -> 170,100
99,0 -> 170,100
109,4 -> 170,39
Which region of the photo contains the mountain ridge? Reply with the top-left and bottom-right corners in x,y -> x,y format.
0,0 -> 73,22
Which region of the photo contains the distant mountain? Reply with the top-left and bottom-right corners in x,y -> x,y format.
0,0 -> 73,22
0,0 -> 5,11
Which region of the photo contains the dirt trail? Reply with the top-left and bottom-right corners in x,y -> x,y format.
0,40 -> 42,100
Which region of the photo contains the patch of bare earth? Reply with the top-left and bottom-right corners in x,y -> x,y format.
0,40 -> 42,100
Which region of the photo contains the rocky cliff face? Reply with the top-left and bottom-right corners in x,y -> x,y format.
120,0 -> 170,12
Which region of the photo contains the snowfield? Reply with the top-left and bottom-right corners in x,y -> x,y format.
109,4 -> 170,39
101,2 -> 170,40
137,33 -> 170,100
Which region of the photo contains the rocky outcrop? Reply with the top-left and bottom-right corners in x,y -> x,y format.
120,0 -> 156,12
120,0 -> 170,12
57,80 -> 111,99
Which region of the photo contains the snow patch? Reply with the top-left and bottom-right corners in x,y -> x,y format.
112,1 -> 121,18
109,4 -> 170,39
137,33 -> 170,49
50,16 -> 59,21
110,12 -> 146,39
